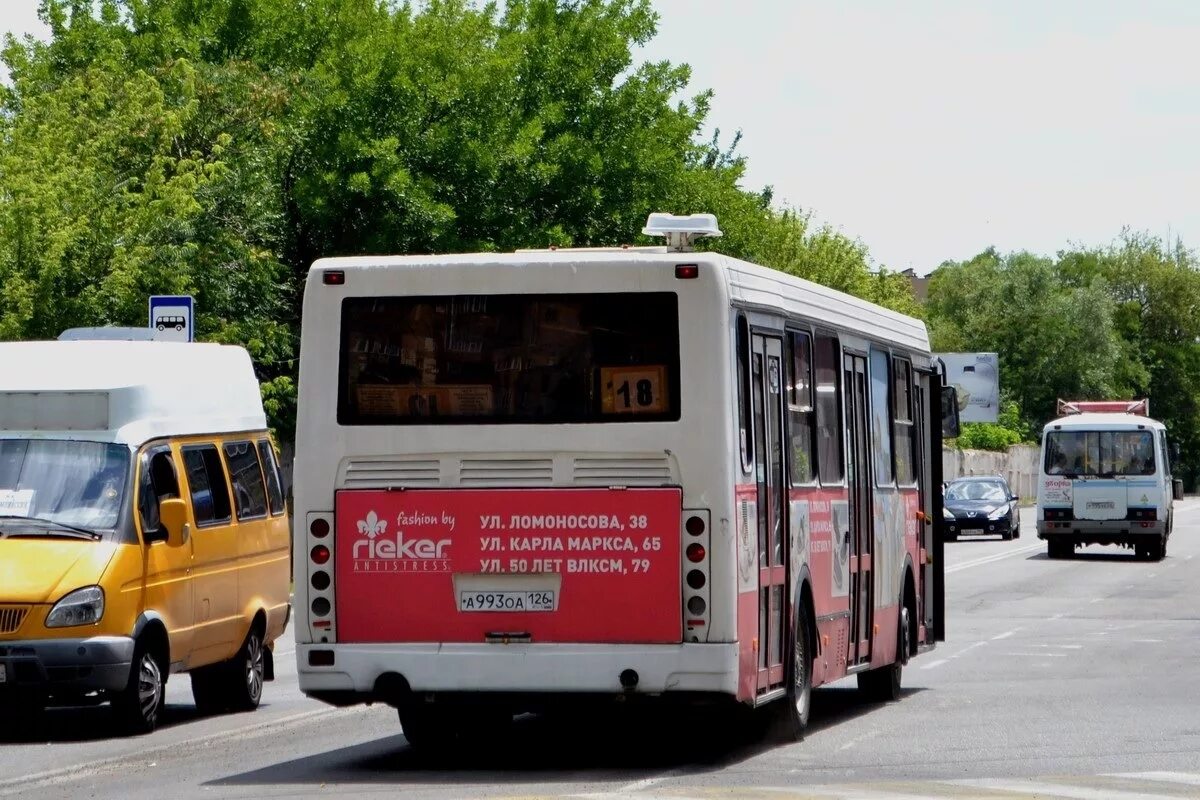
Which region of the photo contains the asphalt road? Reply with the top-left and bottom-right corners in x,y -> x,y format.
4,502 -> 1200,799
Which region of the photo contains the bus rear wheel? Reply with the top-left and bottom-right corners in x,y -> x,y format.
1048,539 -> 1073,559
398,702 -> 512,754
1137,537 -> 1165,561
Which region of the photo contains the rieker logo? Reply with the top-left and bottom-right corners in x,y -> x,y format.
351,510 -> 451,570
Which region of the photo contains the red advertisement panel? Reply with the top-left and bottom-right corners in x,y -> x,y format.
335,488 -> 682,643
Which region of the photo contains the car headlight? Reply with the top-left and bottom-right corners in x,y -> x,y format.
943,507 -> 954,520
45,586 -> 105,628
988,507 -> 1008,520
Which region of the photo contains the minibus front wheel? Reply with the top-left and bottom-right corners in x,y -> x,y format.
114,637 -> 166,735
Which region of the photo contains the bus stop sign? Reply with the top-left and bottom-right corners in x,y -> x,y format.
149,295 -> 194,342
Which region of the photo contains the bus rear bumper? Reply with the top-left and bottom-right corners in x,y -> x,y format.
297,642 -> 739,703
1037,519 -> 1166,540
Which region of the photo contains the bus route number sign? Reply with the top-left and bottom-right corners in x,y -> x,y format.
600,365 -> 667,414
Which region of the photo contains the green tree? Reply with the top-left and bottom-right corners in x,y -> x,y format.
1058,232 -> 1200,488
2,0 -> 925,442
926,249 -> 1129,431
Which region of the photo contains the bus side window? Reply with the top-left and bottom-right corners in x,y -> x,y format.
869,348 -> 894,486
814,333 -> 844,484
737,315 -> 753,473
224,440 -> 269,521
788,330 -> 816,484
183,445 -> 233,527
892,357 -> 916,484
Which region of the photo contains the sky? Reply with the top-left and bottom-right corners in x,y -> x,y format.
3,0 -> 1198,274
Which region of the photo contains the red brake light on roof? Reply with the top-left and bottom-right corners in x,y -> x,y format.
323,270 -> 345,285
675,264 -> 699,279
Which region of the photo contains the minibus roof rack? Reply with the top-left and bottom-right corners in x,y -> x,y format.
1057,398 -> 1150,417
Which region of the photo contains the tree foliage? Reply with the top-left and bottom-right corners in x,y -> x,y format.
1,0 -> 925,442
926,234 -> 1200,486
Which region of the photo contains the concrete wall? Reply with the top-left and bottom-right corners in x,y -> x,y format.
943,444 -> 1040,502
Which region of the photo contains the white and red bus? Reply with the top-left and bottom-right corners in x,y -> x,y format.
292,213 -> 957,747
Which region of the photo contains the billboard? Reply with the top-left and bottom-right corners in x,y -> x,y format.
935,352 -> 999,423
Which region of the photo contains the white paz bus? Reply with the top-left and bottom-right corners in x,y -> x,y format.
292,213 -> 960,748
1037,399 -> 1183,560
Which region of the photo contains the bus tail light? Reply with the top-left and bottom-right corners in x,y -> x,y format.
322,270 -> 345,285
682,509 -> 711,643
306,511 -> 336,643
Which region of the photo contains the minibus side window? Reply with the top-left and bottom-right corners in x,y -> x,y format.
138,447 -> 180,539
224,441 -> 269,521
183,445 -> 233,527
257,440 -> 285,517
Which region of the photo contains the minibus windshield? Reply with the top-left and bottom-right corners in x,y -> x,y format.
1044,429 -> 1156,477
0,439 -> 130,531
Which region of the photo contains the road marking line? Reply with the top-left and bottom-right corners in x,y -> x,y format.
952,777 -> 1180,799
990,629 -> 1019,641
1028,644 -> 1082,649
996,651 -> 1067,657
0,707 -> 344,795
1109,772 -> 1200,787
918,658 -> 947,670
618,771 -> 687,795
946,542 -> 1043,574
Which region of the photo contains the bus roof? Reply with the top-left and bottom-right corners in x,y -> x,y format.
1044,412 -> 1166,432
0,340 -> 268,446
309,249 -> 932,356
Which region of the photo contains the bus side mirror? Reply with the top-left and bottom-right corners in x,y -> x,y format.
159,498 -> 190,547
940,386 -> 961,438
1173,479 -> 1184,502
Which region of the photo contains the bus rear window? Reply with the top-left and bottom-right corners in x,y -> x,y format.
338,293 -> 680,425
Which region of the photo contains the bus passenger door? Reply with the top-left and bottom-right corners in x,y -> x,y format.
844,353 -> 873,666
751,334 -> 788,694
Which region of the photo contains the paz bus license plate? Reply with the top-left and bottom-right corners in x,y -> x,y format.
458,590 -> 555,612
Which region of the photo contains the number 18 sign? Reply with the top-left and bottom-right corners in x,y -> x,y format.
600,365 -> 668,414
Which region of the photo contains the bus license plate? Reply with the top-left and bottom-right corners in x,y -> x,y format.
458,590 -> 555,613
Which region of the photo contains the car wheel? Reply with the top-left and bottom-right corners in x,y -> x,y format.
225,627 -> 266,712
114,639 -> 165,735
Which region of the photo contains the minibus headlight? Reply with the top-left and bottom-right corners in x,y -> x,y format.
46,586 -> 105,628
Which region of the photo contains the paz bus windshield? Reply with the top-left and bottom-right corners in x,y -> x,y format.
338,293 -> 681,425
1044,429 -> 1156,477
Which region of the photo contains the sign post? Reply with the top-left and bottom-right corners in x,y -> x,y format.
148,295 -> 195,343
